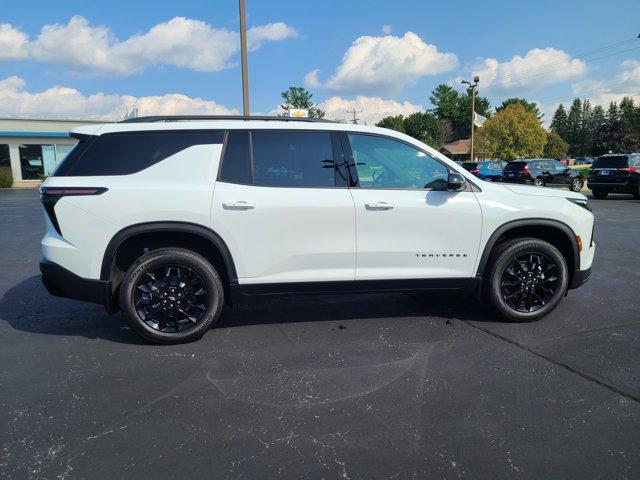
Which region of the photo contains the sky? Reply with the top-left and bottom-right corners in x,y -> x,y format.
0,0 -> 639,125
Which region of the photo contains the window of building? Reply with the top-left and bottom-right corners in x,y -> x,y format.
251,131 -> 335,187
0,144 -> 10,171
348,134 -> 448,190
19,144 -> 49,180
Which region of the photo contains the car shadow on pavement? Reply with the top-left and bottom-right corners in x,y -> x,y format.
1,276 -> 495,343
0,275 -> 147,345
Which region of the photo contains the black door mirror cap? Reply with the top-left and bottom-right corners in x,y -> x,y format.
447,172 -> 467,191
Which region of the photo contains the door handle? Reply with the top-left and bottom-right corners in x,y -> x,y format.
222,201 -> 255,210
365,201 -> 395,210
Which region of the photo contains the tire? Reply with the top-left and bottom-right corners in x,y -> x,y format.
592,189 -> 608,199
533,178 -> 545,187
119,248 -> 224,344
484,177 -> 493,182
484,238 -> 569,322
570,177 -> 583,192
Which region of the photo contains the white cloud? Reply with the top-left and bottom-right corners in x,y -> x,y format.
0,23 -> 29,59
463,48 -> 587,93
381,25 -> 392,35
0,76 -> 237,119
306,32 -> 458,96
571,62 -> 640,106
1,15 -> 297,76
318,95 -> 423,125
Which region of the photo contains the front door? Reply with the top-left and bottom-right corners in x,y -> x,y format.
345,133 -> 482,281
211,129 -> 356,285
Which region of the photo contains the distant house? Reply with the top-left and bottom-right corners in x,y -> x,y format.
440,139 -> 470,162
440,138 -> 485,162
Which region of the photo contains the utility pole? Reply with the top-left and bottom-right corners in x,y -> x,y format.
239,0 -> 250,116
347,108 -> 362,124
461,76 -> 479,161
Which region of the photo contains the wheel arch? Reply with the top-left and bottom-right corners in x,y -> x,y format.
476,219 -> 579,281
101,222 -> 238,305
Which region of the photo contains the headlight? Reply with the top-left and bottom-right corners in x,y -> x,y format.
567,197 -> 590,211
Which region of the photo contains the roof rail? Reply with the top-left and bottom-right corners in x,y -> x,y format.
118,115 -> 336,124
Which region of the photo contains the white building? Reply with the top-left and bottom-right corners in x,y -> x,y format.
0,117 -> 110,187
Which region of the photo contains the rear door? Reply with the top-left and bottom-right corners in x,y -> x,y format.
211,129 -> 356,285
345,133 -> 482,281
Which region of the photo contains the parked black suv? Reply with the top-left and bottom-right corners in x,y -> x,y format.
501,158 -> 584,192
588,154 -> 640,199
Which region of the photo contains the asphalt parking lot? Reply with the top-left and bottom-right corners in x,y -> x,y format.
1,188 -> 639,479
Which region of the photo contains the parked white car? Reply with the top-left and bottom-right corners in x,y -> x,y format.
40,116 -> 595,344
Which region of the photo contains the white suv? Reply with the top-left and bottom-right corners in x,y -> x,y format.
39,116 -> 595,344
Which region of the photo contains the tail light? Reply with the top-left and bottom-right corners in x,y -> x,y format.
471,169 -> 480,175
618,166 -> 639,173
523,168 -> 531,174
40,187 -> 107,235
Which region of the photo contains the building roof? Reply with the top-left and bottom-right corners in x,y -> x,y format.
440,139 -> 471,155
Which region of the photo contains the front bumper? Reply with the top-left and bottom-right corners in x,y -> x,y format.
40,257 -> 113,308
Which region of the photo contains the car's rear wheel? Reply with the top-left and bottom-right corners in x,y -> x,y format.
592,189 -> 608,199
533,178 -> 545,187
571,177 -> 583,192
484,177 -> 493,182
485,238 -> 568,322
119,248 -> 224,344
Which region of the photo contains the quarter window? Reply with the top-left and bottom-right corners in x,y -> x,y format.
348,134 -> 448,190
251,131 -> 335,187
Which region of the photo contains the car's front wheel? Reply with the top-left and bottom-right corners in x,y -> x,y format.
571,177 -> 584,192
533,178 -> 545,187
119,248 -> 224,344
485,238 -> 568,322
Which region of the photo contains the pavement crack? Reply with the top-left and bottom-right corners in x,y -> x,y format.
461,320 -> 640,404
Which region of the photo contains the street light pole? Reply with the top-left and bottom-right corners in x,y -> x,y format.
461,76 -> 479,161
239,0 -> 250,116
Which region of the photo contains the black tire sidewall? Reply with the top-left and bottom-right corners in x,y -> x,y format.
487,239 -> 568,322
534,178 -> 545,187
571,178 -> 583,192
119,249 -> 224,344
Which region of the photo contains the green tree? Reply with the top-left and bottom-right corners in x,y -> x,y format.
280,86 -> 325,118
375,115 -> 405,133
543,131 -> 569,159
455,90 -> 491,140
429,84 -> 460,121
607,101 -> 619,122
565,98 -> 583,157
593,120 -> 640,155
475,104 -> 547,160
403,112 -> 442,148
497,98 -> 543,121
619,96 -> 640,134
550,104 -> 568,140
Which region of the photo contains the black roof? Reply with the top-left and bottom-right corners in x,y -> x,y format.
119,115 -> 336,124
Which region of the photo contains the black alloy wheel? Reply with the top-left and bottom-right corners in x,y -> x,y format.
534,178 -> 545,187
500,252 -> 559,313
119,248 -> 224,344
134,264 -> 208,333
486,238 -> 568,322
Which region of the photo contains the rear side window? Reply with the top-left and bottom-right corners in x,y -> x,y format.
251,131 -> 335,187
593,156 -> 629,169
461,162 -> 478,171
54,131 -> 223,176
504,161 -> 527,171
219,131 -> 251,184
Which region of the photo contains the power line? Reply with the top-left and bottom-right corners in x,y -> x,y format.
503,34 -> 640,80
346,108 -> 362,124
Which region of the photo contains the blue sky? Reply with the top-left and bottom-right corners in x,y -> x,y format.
0,0 -> 639,124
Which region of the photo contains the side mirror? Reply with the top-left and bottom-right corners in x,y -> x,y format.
447,172 -> 467,191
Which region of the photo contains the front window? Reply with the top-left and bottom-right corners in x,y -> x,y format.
348,134 -> 448,190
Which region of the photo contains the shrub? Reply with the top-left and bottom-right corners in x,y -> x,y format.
0,167 -> 13,188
